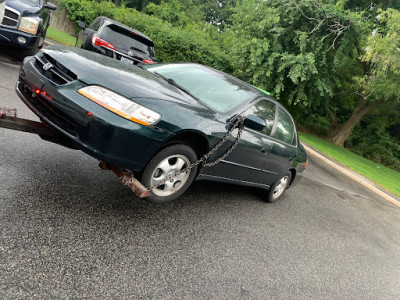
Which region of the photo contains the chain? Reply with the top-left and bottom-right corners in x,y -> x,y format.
142,116 -> 245,192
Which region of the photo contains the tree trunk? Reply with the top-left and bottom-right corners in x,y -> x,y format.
327,98 -> 381,147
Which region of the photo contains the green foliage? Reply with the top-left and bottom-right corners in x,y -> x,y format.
342,0 -> 400,11
360,9 -> 400,103
194,0 -> 239,30
298,114 -> 331,136
122,0 -> 161,11
144,0 -> 204,28
345,105 -> 400,171
228,0 -> 361,114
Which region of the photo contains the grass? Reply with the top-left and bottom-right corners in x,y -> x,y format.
299,132 -> 400,198
46,27 -> 77,47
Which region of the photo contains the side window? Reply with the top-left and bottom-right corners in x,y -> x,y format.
245,100 -> 276,136
94,19 -> 103,31
274,108 -> 295,145
89,18 -> 101,30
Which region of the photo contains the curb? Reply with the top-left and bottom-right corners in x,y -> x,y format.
44,40 -> 53,46
302,143 -> 400,208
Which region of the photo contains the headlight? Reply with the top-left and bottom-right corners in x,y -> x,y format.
78,86 -> 161,125
19,17 -> 39,35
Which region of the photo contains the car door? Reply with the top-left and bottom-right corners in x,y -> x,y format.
266,106 -> 298,180
202,99 -> 280,187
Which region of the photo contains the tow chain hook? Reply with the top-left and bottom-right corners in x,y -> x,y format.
99,161 -> 151,198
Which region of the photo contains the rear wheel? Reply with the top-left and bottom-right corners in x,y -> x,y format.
141,144 -> 198,204
82,35 -> 94,51
266,172 -> 291,203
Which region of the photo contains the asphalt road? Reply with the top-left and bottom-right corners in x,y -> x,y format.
1,51 -> 400,299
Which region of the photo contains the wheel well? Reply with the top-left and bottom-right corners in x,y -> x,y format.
165,131 -> 209,161
289,169 -> 296,186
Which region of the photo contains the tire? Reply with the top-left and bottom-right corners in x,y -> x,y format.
82,36 -> 94,51
266,172 -> 292,203
141,144 -> 198,204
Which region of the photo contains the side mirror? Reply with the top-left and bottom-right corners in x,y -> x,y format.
243,114 -> 265,131
45,2 -> 57,10
78,21 -> 86,29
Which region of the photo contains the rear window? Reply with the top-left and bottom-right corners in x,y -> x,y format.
102,24 -> 155,58
20,0 -> 40,6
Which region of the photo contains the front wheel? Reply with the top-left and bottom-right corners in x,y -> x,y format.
266,172 -> 292,203
141,144 -> 198,204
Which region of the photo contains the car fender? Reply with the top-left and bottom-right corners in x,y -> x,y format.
162,129 -> 210,160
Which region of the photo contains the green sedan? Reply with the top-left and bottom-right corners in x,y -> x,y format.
16,46 -> 307,204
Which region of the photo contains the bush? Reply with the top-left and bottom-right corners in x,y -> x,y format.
346,123 -> 400,171
297,114 -> 330,136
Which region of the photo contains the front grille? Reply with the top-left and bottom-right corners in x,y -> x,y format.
35,53 -> 78,85
1,7 -> 20,29
19,80 -> 77,136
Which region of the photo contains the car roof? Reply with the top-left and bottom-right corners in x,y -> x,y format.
97,16 -> 154,45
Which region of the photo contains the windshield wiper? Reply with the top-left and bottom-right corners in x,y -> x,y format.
153,72 -> 200,101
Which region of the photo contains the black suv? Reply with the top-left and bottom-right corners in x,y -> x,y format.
0,0 -> 56,58
77,16 -> 157,65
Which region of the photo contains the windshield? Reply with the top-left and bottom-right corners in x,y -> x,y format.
102,25 -> 156,58
146,64 -> 256,113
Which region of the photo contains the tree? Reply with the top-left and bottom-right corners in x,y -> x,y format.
345,103 -> 400,171
144,0 -> 204,27
227,0 -> 360,115
194,0 -> 239,30
122,0 -> 161,11
328,9 -> 400,146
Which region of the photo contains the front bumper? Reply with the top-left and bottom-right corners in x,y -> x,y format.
0,27 -> 39,50
16,56 -> 173,171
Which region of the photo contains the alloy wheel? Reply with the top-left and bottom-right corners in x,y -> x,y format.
150,154 -> 190,197
272,175 -> 289,200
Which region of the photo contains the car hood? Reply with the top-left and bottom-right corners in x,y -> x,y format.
6,0 -> 41,15
41,46 -> 201,106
